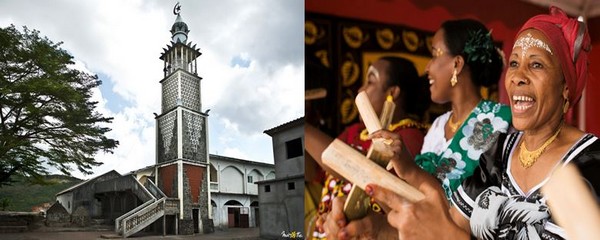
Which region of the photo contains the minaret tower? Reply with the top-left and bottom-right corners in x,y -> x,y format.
154,3 -> 213,234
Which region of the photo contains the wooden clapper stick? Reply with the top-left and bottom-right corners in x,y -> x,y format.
541,164 -> 600,239
322,91 -> 424,220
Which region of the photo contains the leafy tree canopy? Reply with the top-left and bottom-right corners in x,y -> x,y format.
0,25 -> 118,186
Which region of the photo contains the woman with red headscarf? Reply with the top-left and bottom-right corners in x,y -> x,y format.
365,6 -> 599,239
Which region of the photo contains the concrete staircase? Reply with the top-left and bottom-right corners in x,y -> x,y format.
110,178 -> 179,238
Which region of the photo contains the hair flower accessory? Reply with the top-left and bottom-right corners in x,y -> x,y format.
463,29 -> 496,64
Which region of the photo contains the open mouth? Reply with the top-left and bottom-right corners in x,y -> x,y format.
512,95 -> 535,112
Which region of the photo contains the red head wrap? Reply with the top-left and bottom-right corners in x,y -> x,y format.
516,6 -> 591,105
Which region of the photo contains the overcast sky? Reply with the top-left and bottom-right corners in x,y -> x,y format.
0,0 -> 304,179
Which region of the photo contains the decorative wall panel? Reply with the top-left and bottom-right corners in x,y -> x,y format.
182,111 -> 206,163
162,75 -> 178,112
158,111 -> 178,163
180,73 -> 201,111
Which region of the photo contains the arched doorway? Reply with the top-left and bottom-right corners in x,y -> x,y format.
224,200 -> 248,228
250,201 -> 259,227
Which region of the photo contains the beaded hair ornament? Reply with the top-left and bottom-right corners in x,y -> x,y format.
513,33 -> 553,57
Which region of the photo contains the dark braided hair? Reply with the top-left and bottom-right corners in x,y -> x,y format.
381,56 -> 431,120
441,19 -> 503,87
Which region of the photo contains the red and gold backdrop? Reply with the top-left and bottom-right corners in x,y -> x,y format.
306,0 -> 600,137
306,13 -> 438,136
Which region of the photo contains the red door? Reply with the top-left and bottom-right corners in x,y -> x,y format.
228,208 -> 235,227
240,214 -> 249,228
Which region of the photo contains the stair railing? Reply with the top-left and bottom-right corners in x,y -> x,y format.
121,197 -> 167,237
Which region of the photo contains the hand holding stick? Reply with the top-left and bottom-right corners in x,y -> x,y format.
322,139 -> 425,204
341,92 -> 396,220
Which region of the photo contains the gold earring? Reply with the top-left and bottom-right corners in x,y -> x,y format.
451,68 -> 458,87
563,99 -> 569,114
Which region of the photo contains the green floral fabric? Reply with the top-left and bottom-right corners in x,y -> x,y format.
416,100 -> 511,199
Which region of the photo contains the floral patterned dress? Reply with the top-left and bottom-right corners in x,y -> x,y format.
416,100 -> 511,199
452,132 -> 600,239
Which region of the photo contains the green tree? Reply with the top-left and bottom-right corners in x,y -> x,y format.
0,25 -> 118,186
0,197 -> 10,211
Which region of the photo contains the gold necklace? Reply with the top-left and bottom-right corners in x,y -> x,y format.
358,118 -> 427,141
519,122 -> 563,169
447,113 -> 466,132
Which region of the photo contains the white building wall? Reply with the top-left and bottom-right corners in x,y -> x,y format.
56,192 -> 73,214
211,193 -> 259,229
220,166 -> 244,193
246,169 -> 264,195
208,154 -> 274,229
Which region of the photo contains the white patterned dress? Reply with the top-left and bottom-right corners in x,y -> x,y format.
452,132 -> 600,240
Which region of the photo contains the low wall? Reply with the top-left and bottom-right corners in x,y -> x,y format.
0,211 -> 45,233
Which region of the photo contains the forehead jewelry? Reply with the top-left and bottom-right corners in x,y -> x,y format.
513,33 -> 553,57
367,65 -> 380,82
432,47 -> 444,57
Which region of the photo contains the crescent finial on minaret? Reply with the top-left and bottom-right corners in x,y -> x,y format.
173,2 -> 181,15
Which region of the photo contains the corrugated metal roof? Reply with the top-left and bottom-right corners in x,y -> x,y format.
55,170 -> 121,196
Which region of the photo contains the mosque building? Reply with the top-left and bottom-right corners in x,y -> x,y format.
51,4 -> 298,237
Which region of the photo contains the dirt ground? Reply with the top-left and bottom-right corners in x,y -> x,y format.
0,227 -> 263,240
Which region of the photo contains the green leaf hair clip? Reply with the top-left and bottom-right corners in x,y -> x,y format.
463,29 -> 495,64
